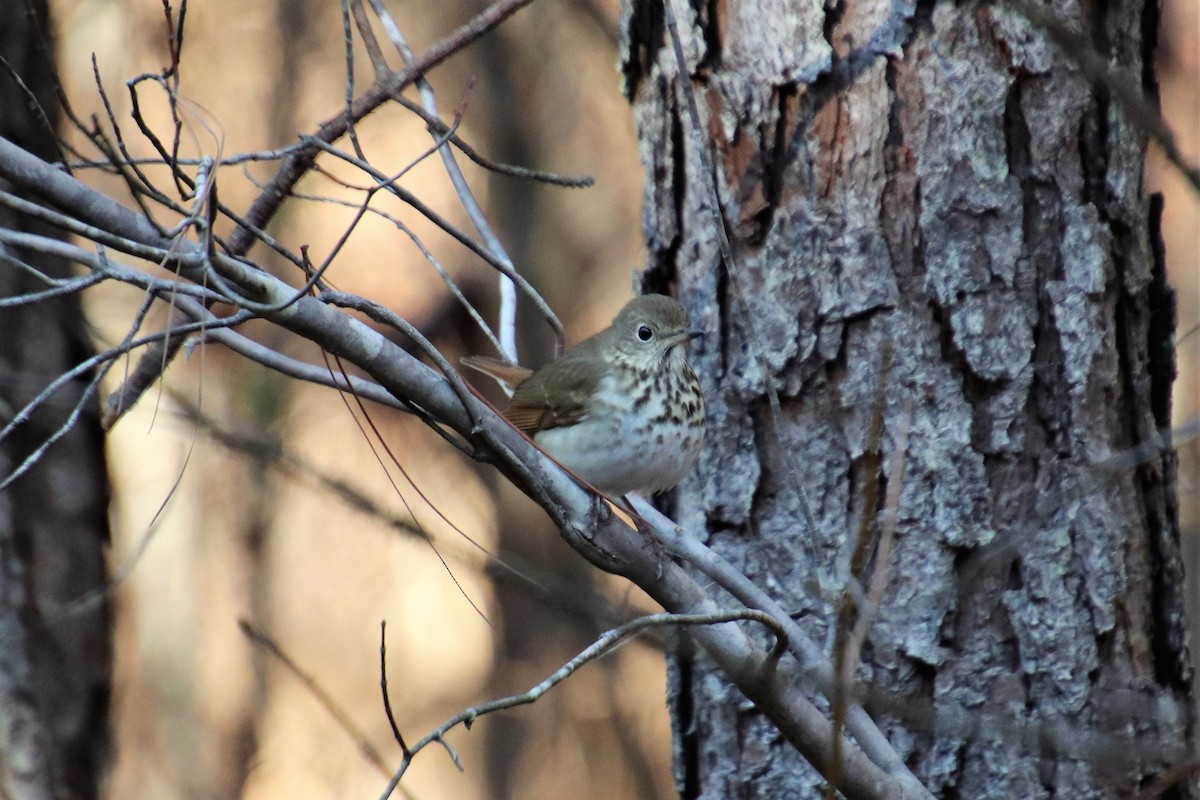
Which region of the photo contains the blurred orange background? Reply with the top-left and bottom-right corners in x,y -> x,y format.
41,0 -> 1199,797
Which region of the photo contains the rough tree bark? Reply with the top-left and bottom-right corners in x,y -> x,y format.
0,0 -> 111,797
623,0 -> 1192,797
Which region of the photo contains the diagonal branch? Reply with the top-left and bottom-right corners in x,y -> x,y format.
0,138 -> 917,800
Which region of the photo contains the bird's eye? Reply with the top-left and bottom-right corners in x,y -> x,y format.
637,325 -> 653,342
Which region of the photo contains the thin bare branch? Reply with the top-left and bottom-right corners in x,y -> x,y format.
378,621 -> 410,757
393,94 -> 595,187
91,54 -> 178,221
0,249 -> 106,305
302,135 -> 563,350
308,108 -> 463,285
340,0 -> 369,161
0,305 -> 253,474
0,53 -> 65,165
67,145 -> 306,170
255,178 -> 503,354
379,610 -> 786,798
239,619 -> 398,780
347,0 -> 390,78
364,0 -> 528,361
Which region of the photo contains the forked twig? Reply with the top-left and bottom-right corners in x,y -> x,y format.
378,610 -> 786,799
238,619 -> 402,784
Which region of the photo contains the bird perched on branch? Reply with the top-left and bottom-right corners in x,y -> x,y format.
463,294 -> 705,497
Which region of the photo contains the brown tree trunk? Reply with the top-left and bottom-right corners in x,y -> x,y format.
0,1 -> 111,797
623,0 -> 1192,796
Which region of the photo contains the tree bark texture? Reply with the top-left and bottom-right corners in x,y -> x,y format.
0,1 -> 111,797
622,0 -> 1191,797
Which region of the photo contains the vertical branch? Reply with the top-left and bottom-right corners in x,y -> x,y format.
363,0 -> 536,361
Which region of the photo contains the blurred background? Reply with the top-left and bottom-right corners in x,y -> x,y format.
37,0 -> 1199,797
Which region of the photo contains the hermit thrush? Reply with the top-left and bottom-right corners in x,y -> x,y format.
463,294 -> 705,497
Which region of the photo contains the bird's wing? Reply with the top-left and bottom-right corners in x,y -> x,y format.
503,350 -> 603,434
460,355 -> 533,391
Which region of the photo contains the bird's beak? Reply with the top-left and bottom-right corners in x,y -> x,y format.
667,329 -> 703,347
